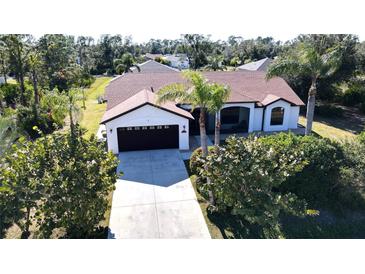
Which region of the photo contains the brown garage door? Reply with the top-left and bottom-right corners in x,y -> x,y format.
117,125 -> 179,152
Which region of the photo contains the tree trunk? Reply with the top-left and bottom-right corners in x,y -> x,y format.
16,73 -> 26,105
214,110 -> 221,146
16,46 -> 26,105
305,79 -> 317,135
69,94 -> 75,137
31,70 -> 40,121
1,60 -> 7,84
22,206 -> 31,239
199,107 -> 208,157
32,70 -> 39,105
199,107 -> 215,205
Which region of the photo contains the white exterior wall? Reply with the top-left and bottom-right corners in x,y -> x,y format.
263,100 -> 299,132
288,106 -> 300,129
104,104 -> 190,154
253,108 -> 264,131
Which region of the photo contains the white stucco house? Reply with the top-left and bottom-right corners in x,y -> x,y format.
237,57 -> 273,72
101,64 -> 304,154
164,54 -> 190,70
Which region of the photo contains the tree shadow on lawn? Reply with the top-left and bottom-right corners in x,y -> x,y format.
206,210 -> 262,239
280,214 -> 365,239
314,106 -> 365,134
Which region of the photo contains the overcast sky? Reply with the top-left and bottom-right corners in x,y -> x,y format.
2,0 -> 365,42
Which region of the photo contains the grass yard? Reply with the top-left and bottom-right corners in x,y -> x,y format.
298,105 -> 365,141
299,116 -> 356,141
79,77 -> 112,138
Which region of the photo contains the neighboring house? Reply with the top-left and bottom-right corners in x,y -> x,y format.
237,57 -> 273,72
101,69 -> 304,154
164,54 -> 190,70
129,60 -> 180,73
145,53 -> 164,60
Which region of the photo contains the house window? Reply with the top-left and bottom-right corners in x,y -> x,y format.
270,107 -> 285,125
221,107 -> 240,124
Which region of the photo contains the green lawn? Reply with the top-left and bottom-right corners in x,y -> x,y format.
299,116 -> 357,141
79,77 -> 112,138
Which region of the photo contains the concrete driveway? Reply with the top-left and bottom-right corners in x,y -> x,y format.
108,149 -> 211,239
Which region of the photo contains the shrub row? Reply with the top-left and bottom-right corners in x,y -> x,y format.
190,133 -> 365,212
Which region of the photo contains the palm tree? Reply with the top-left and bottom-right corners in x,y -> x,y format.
156,71 -> 213,157
205,55 -> 226,71
208,83 -> 231,145
66,89 -> 82,137
266,42 -> 343,135
28,50 -> 43,123
0,108 -> 25,154
113,52 -> 140,74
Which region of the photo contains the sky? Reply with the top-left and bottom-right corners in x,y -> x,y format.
1,0 -> 365,43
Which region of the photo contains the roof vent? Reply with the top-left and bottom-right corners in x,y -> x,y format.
150,86 -> 154,93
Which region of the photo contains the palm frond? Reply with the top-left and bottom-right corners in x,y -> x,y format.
206,83 -> 231,113
266,58 -> 301,79
155,83 -> 190,105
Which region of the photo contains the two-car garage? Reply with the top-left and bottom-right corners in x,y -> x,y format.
117,125 -> 179,152
101,89 -> 192,154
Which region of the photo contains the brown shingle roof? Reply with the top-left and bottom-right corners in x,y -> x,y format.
101,89 -> 193,124
105,70 -> 304,111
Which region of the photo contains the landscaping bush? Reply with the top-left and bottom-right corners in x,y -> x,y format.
0,126 -> 119,238
189,146 -> 215,175
0,83 -> 21,106
264,134 -> 343,206
198,135 -> 308,238
341,80 -> 365,107
337,141 -> 365,210
16,105 -> 61,139
358,131 -> 365,144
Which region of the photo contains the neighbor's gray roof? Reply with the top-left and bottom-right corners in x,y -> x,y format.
237,57 -> 273,72
101,89 -> 193,123
104,70 -> 304,111
130,60 -> 179,73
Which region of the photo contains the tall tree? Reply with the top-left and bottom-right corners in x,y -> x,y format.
28,50 -> 42,106
76,36 -> 95,73
113,52 -> 140,74
182,34 -> 212,69
1,35 -> 33,105
37,34 -> 76,90
267,43 -> 343,135
0,39 -> 9,84
205,54 -> 226,71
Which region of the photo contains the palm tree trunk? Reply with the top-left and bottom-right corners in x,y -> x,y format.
199,107 -> 208,157
214,110 -> 221,145
305,79 -> 317,135
199,107 -> 216,204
